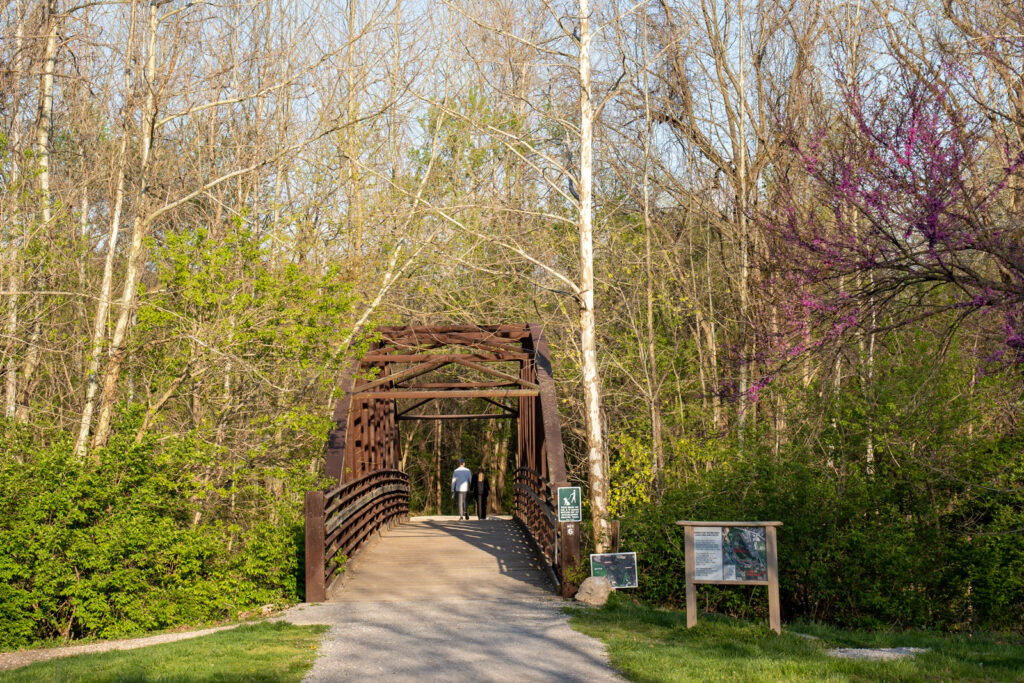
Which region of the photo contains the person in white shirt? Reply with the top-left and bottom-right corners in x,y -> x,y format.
451,459 -> 472,520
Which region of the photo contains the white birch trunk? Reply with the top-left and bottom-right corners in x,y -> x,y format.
93,2 -> 159,449
15,0 -> 59,423
577,0 -> 610,553
3,4 -> 27,418
74,2 -> 139,457
75,140 -> 129,456
641,21 -> 663,482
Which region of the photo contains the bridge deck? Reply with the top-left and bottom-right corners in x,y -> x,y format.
329,516 -> 553,602
293,516 -> 620,681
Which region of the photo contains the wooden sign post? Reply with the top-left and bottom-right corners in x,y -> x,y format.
677,520 -> 782,634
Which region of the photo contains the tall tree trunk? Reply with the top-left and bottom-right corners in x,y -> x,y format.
93,1 -> 158,449
735,0 -> 750,445
345,0 -> 363,256
433,417 -> 442,514
74,136 -> 129,456
36,0 -> 56,229
577,0 -> 611,552
74,1 -> 138,457
3,2 -> 27,419
16,0 -> 59,423
640,28 -> 663,484
490,419 -> 506,514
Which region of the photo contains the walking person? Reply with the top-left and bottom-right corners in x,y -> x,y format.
451,459 -> 472,520
472,470 -> 490,520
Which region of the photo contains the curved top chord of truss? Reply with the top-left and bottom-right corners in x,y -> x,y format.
325,323 -> 568,490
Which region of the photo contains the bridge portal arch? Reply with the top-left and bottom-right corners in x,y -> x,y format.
304,324 -> 581,601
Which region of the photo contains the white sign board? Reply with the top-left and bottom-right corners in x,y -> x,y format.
693,526 -> 724,581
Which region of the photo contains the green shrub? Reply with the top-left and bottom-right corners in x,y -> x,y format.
619,436 -> 1024,632
0,412 -> 315,648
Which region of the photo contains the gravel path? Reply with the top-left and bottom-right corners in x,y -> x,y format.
286,598 -> 620,682
1,517 -> 620,680
291,516 -> 621,681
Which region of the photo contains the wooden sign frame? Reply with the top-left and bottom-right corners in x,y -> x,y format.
676,520 -> 782,634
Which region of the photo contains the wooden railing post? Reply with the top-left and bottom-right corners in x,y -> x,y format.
558,521 -> 581,598
305,490 -> 326,602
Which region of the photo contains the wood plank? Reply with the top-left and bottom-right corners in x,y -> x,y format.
767,526 -> 781,634
684,524 -> 697,628
330,517 -> 551,603
305,490 -> 326,602
358,389 -> 539,400
559,521 -> 581,598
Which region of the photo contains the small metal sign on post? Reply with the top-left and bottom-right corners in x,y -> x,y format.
676,520 -> 782,634
557,486 -> 582,523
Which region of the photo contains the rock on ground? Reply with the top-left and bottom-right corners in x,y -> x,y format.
574,577 -> 613,607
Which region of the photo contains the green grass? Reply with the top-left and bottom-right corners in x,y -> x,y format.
567,594 -> 1024,681
0,622 -> 328,682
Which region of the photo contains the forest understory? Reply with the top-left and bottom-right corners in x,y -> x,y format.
1,0 -> 1022,647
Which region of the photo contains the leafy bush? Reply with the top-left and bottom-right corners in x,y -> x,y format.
619,435 -> 1024,632
0,412 -> 318,648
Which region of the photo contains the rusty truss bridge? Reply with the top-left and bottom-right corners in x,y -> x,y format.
303,323 -> 581,602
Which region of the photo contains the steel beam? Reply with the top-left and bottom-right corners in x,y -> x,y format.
358,389 -> 539,400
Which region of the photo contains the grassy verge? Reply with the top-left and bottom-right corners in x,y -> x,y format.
0,622 -> 328,683
567,594 -> 1024,682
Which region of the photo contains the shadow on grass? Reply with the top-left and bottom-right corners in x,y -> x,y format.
0,622 -> 328,683
567,593 -> 1024,682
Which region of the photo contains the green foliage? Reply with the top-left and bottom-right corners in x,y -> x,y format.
618,429 -> 1024,633
0,411 -> 321,649
567,595 -> 1024,682
612,328 -> 1024,633
0,622 -> 327,682
607,432 -> 654,518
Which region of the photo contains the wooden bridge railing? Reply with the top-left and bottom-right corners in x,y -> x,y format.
513,324 -> 581,598
514,467 -> 557,567
304,469 -> 409,601
304,323 -> 579,602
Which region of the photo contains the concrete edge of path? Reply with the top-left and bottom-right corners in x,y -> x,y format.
0,604 -> 359,673
0,620 -> 268,672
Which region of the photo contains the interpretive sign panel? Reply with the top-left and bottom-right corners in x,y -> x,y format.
589,552 -> 638,589
677,520 -> 781,633
724,526 -> 767,582
693,526 -> 768,582
557,486 -> 582,523
693,527 -> 724,580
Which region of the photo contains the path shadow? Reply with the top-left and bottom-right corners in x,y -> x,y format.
416,517 -> 552,585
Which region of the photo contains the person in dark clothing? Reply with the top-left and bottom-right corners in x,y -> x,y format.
472,471 -> 490,520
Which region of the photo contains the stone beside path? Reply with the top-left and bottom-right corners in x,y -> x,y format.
287,515 -> 621,682
827,647 -> 931,661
